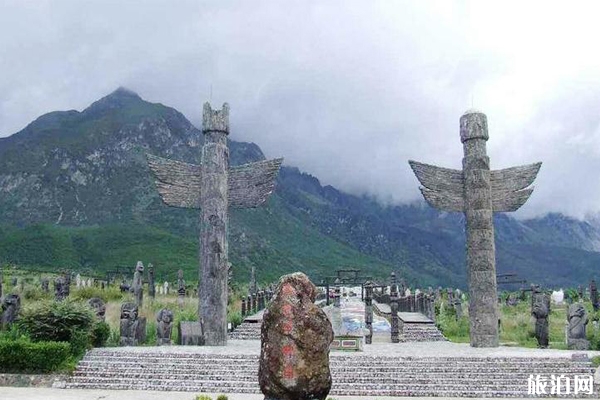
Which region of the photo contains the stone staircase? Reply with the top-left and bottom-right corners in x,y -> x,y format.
401,322 -> 447,342
228,322 -> 261,340
67,349 -> 597,397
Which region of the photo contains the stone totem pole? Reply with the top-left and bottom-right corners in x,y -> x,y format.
390,272 -> 400,343
148,264 -> 155,300
409,110 -> 541,347
364,281 -> 374,344
590,280 -> 599,312
177,269 -> 186,309
250,265 -> 257,295
147,102 -> 283,345
132,261 -> 144,307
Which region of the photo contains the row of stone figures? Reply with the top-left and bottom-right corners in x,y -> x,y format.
530,286 -> 592,350
241,290 -> 273,318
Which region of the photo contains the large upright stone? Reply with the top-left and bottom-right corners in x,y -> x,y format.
567,303 -> 589,350
147,102 -> 283,346
148,264 -> 155,299
259,272 -> 333,400
132,261 -> 144,307
591,280 -> 598,312
409,110 -> 541,347
1,294 -> 20,329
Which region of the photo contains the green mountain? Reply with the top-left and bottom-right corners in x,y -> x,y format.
0,88 -> 598,288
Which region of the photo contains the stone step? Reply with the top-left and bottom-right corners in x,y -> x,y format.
74,360 -> 589,370
66,378 -> 596,397
71,370 -> 594,384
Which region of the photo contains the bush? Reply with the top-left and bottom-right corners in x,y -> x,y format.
0,338 -> 71,373
216,395 -> 228,400
18,299 -> 95,355
71,285 -> 124,302
195,395 -> 212,400
92,321 -> 111,348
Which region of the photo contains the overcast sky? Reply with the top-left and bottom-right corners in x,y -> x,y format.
1,1 -> 600,219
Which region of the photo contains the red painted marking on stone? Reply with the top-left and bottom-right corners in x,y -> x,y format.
281,284 -> 296,297
283,320 -> 293,334
282,344 -> 295,356
283,364 -> 295,379
282,303 -> 293,316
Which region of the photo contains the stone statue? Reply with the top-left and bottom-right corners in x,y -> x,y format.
1,294 -> 20,329
75,273 -> 82,288
41,278 -> 49,293
147,102 -> 283,345
531,286 -> 550,348
259,272 -> 333,400
87,278 -> 93,287
148,264 -> 155,299
177,269 -> 185,309
132,261 -> 144,307
88,297 -> 106,322
120,302 -> 140,346
567,303 -> 589,350
54,276 -> 67,301
156,308 -> 174,345
410,110 -> 541,348
454,297 -> 463,319
591,280 -> 598,312
163,281 -> 169,295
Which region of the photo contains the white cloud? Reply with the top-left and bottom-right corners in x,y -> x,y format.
1,0 -> 600,217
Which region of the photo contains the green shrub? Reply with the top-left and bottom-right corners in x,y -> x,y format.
71,285 -> 124,302
216,395 -> 228,400
92,321 -> 111,347
0,338 -> 71,373
21,284 -> 50,301
195,395 -> 212,400
18,299 -> 95,355
227,310 -> 242,327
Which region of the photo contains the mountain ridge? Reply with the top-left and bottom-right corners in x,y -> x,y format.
0,89 -> 598,288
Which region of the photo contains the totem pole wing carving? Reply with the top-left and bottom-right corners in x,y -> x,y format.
146,154 -> 202,208
228,158 -> 284,208
490,162 -> 542,212
408,160 -> 465,212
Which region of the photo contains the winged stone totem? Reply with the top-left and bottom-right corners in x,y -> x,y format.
147,102 -> 282,345
409,109 -> 541,347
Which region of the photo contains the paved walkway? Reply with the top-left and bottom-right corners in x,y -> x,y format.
0,387 -> 555,400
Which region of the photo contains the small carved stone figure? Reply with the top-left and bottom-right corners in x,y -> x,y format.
75,274 -> 82,288
54,276 -> 67,301
120,282 -> 130,292
506,294 -> 518,307
177,269 -> 185,309
1,294 -> 20,329
120,302 -> 140,346
132,261 -> 144,307
567,303 -> 589,350
41,278 -> 49,293
163,281 -> 169,295
156,308 -> 174,345
531,286 -> 550,348
454,297 -> 463,319
88,297 -> 106,321
87,278 -> 93,287
590,280 -> 598,312
259,272 -> 333,400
